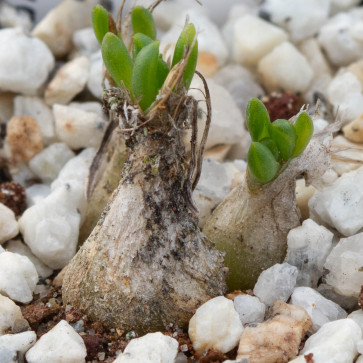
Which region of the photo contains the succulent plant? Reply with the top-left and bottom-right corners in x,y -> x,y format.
246,98 -> 314,185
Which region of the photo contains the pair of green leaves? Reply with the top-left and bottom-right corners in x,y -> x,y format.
91,4 -> 198,112
246,98 -> 313,184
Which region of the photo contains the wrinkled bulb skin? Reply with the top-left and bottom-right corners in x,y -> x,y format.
91,4 -> 197,112
246,98 -> 314,188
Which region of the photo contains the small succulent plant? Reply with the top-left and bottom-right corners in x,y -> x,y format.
246,98 -> 314,185
91,4 -> 198,112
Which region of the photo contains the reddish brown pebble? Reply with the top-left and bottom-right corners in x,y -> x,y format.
7,115 -> 43,163
82,334 -> 105,361
22,304 -> 60,325
65,306 -> 84,323
0,181 -> 26,215
304,352 -> 314,362
261,91 -> 300,122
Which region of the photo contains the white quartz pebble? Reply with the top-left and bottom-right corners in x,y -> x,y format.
45,56 -> 90,106
193,159 -> 240,227
318,12 -> 363,66
261,0 -> 329,42
233,295 -> 266,325
26,184 -> 51,207
324,232 -> 363,297
309,166 -> 363,236
0,252 -> 38,303
53,104 -> 107,150
291,287 -> 347,332
0,203 -> 19,244
348,310 -> 363,335
26,320 -> 86,363
0,294 -> 23,335
0,27 -> 54,95
72,27 -> 99,57
161,10 -> 228,67
28,142 -> 75,183
253,263 -> 298,306
289,319 -> 362,363
232,14 -> 287,66
113,332 -> 178,363
258,42 -> 313,93
87,50 -> 103,99
188,78 -> 245,150
285,219 -> 334,287
19,184 -> 83,270
19,149 -> 94,269
327,72 -> 363,123
32,0 -> 96,58
5,240 -> 53,278
189,296 -> 243,354
0,331 -> 36,363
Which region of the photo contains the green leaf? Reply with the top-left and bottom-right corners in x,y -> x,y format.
92,5 -> 109,45
132,41 -> 160,111
171,23 -> 198,90
156,57 -> 169,90
132,33 -> 153,58
246,98 -> 271,142
131,6 -> 157,40
101,32 -> 133,91
269,119 -> 296,162
260,138 -> 280,162
247,142 -> 280,183
292,112 -> 314,158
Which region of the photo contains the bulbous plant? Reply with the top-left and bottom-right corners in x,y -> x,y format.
62,2 -> 226,332
204,98 -> 332,291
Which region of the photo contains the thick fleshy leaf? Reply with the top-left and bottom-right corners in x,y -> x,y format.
269,119 -> 296,162
92,5 -> 109,45
246,98 -> 271,142
260,137 -> 280,161
132,33 -> 153,58
156,57 -> 169,90
101,32 -> 133,91
131,6 -> 157,40
247,142 -> 280,183
132,41 -> 160,111
292,112 -> 314,158
171,23 -> 198,90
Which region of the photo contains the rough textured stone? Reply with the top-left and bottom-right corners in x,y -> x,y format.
45,56 -> 90,106
0,251 -> 38,303
13,96 -> 55,146
5,240 -> 53,279
233,14 -> 287,66
260,0 -> 330,42
258,42 -> 313,93
53,104 -> 107,150
189,296 -> 243,354
7,116 -> 43,163
0,203 -> 18,244
113,332 -> 178,363
289,319 -> 361,363
233,295 -> 266,325
285,219 -> 334,287
28,143 -> 75,183
309,166 -> 363,236
0,28 -> 54,95
253,263 -> 298,306
291,287 -> 347,332
32,0 -> 98,58
237,301 -> 312,363
324,232 -> 363,297
0,294 -> 23,335
26,320 -> 86,363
